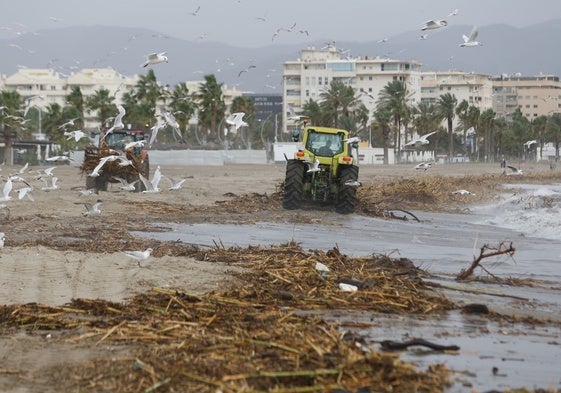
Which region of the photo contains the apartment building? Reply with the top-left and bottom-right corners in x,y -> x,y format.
282,45 -> 423,135
491,74 -> 561,121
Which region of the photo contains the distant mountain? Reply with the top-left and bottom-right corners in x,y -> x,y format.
1,20 -> 561,94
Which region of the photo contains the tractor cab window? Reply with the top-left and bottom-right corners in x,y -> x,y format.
306,131 -> 344,157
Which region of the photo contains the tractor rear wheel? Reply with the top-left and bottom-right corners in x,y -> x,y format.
336,165 -> 359,214
282,160 -> 305,210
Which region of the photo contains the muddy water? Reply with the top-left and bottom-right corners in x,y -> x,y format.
135,206 -> 561,392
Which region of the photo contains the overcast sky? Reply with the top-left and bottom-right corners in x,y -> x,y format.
2,0 -> 561,47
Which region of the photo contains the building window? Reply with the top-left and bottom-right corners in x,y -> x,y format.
318,77 -> 322,85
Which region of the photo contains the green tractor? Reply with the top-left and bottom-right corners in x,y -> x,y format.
282,126 -> 361,214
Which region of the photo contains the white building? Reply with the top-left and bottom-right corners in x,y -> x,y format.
282,45 -> 423,136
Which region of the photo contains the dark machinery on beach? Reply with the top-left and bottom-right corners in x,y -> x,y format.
80,129 -> 150,192
282,125 -> 360,214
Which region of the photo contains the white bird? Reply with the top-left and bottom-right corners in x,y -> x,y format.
0,232 -> 4,248
88,155 -> 120,177
17,162 -> 29,174
460,26 -> 482,47
58,117 -> 80,129
124,140 -> 146,150
344,137 -> 361,144
113,177 -> 139,191
306,159 -> 320,173
64,130 -> 86,142
506,165 -> 523,175
448,8 -> 459,17
1,177 -> 13,201
139,166 -> 162,193
123,247 -> 153,267
404,131 -> 437,148
141,52 -> 168,67
421,19 -> 447,31
149,121 -> 167,147
105,105 -> 126,136
225,112 -> 248,130
17,186 -> 34,201
45,155 -> 72,162
414,162 -> 432,171
77,188 -> 97,196
33,166 -> 56,180
163,111 -> 182,140
419,34 -> 429,40
163,175 -> 186,191
452,189 -> 475,196
41,176 -> 60,191
83,199 -> 102,216
524,140 -> 538,148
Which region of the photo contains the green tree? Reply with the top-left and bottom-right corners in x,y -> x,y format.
455,99 -> 470,155
372,106 -> 392,164
479,108 -> 496,162
86,88 -> 116,129
319,79 -> 357,127
545,113 -> 561,161
377,80 -> 412,161
65,86 -> 85,130
195,74 -> 226,143
301,99 -> 323,126
169,83 -> 198,144
436,93 -> 458,160
0,90 -> 24,164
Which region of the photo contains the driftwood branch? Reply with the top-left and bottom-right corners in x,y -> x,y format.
456,242 -> 515,281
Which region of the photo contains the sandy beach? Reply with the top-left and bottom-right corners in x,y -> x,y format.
1,159 -> 560,392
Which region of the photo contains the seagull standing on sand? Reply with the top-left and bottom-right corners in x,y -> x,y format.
460,26 -> 482,47
141,52 -> 168,67
124,247 -> 153,267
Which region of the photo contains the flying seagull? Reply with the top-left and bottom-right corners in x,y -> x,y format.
506,165 -> 523,175
141,52 -> 168,67
104,105 -> 126,136
404,131 -> 437,148
414,162 -> 432,171
306,159 -> 320,173
64,130 -> 86,142
460,26 -> 482,47
421,19 -> 447,31
83,200 -> 102,216
226,112 -> 248,130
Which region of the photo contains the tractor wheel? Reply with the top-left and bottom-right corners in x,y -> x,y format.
282,160 -> 305,210
85,176 -> 96,190
96,176 -> 109,192
336,165 -> 359,214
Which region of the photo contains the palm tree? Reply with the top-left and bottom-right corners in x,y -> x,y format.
65,86 -> 85,130
169,82 -> 197,144
195,74 -> 226,143
479,108 -> 496,162
531,115 -> 547,160
354,103 -> 370,142
301,99 -> 323,126
86,88 -> 116,129
436,93 -> 457,161
377,80 -> 412,162
319,79 -> 357,127
0,90 -> 24,164
455,99 -> 469,155
372,107 -> 392,164
467,105 -> 480,159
